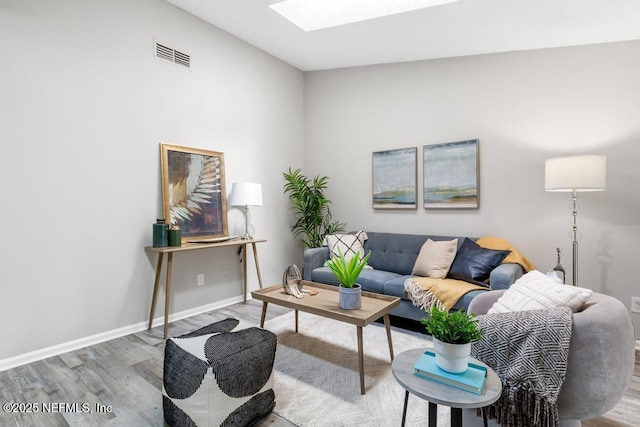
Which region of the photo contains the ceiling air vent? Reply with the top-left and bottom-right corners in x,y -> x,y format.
155,42 -> 191,69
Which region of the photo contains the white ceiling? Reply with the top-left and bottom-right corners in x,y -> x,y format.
166,0 -> 640,71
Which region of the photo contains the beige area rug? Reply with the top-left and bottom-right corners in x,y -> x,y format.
264,311 -> 451,427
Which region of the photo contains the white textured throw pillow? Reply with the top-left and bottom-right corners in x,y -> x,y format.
412,239 -> 458,279
324,231 -> 368,262
488,270 -> 593,314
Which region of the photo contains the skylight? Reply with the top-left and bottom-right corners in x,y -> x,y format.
269,0 -> 459,32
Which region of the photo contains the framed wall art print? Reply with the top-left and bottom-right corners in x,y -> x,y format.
423,139 -> 479,209
372,147 -> 417,209
160,143 -> 228,240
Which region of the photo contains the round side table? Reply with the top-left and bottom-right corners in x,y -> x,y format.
392,348 -> 502,427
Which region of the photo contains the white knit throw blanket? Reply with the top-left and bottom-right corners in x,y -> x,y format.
471,307 -> 572,427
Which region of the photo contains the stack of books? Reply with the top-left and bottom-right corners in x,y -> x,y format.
413,350 -> 487,395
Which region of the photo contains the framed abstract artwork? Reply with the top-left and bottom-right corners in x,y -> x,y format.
372,147 -> 417,209
423,140 -> 479,209
160,143 -> 228,240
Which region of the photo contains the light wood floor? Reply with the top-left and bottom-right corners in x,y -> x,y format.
0,300 -> 638,426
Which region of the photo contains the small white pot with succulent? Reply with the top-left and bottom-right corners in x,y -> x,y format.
325,249 -> 371,310
421,306 -> 483,373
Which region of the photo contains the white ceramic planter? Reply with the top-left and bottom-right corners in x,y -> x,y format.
433,338 -> 471,374
339,284 -> 362,309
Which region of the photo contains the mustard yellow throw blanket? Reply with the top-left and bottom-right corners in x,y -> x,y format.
405,237 -> 534,311
404,277 -> 487,311
476,236 -> 535,273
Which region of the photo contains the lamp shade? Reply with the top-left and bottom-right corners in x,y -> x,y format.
229,182 -> 263,206
545,155 -> 606,192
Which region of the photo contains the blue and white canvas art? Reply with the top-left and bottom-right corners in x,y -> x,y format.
423,140 -> 479,209
372,147 -> 417,209
373,147 -> 418,209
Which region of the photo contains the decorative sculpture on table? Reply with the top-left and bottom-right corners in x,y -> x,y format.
553,247 -> 566,284
282,265 -> 318,298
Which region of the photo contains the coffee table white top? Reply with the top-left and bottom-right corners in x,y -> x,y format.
392,348 -> 502,409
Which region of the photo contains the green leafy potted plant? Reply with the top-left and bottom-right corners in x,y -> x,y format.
421,306 -> 482,373
325,249 -> 371,310
283,167 -> 345,249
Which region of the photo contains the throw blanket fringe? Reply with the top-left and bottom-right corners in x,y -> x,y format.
472,307 -> 572,427
404,277 -> 487,311
481,386 -> 559,427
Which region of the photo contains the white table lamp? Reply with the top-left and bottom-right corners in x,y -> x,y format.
545,155 -> 606,286
229,182 -> 263,240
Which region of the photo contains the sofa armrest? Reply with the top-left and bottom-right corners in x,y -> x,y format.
468,289 -> 506,315
303,247 -> 330,280
489,263 -> 523,290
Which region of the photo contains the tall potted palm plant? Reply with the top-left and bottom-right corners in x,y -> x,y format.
283,167 -> 345,248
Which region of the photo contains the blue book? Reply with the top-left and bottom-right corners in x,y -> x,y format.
413,350 -> 487,395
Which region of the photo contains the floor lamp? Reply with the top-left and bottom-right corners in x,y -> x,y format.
545,155 -> 606,286
229,182 -> 263,240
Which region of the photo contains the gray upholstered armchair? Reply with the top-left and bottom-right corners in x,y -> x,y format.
463,290 -> 636,427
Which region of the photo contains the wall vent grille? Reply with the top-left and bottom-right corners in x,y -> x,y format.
155,42 -> 190,69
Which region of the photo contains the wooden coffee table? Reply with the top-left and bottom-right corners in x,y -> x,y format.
251,281 -> 400,394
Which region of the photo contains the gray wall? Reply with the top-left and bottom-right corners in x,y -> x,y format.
305,41 -> 640,337
0,0 -> 304,363
1,0 -> 638,366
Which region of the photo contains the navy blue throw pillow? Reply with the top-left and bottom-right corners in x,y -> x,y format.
447,238 -> 511,283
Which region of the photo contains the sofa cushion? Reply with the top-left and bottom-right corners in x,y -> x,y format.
488,270 -> 593,314
310,266 -> 341,286
364,232 -> 463,275
452,289 -> 487,312
448,238 -> 511,282
354,269 -> 400,294
310,267 -> 397,294
382,275 -> 415,300
324,231 -> 368,262
412,238 -> 458,278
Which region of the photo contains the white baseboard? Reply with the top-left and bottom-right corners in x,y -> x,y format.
0,295 -> 246,372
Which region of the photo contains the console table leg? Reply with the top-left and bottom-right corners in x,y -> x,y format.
295,310 -> 299,333
357,325 -> 365,394
383,313 -> 394,361
242,245 -> 248,302
251,242 -> 263,289
428,402 -> 437,427
148,252 -> 164,330
259,302 -> 268,328
163,253 -> 173,339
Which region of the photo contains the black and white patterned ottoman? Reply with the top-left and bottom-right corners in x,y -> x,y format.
162,318 -> 277,426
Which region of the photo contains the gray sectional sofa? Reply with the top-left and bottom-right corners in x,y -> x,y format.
303,231 -> 524,322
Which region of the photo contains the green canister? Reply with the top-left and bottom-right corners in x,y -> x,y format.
168,226 -> 182,247
153,219 -> 169,247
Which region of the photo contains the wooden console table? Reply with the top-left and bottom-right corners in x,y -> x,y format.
145,238 -> 265,338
